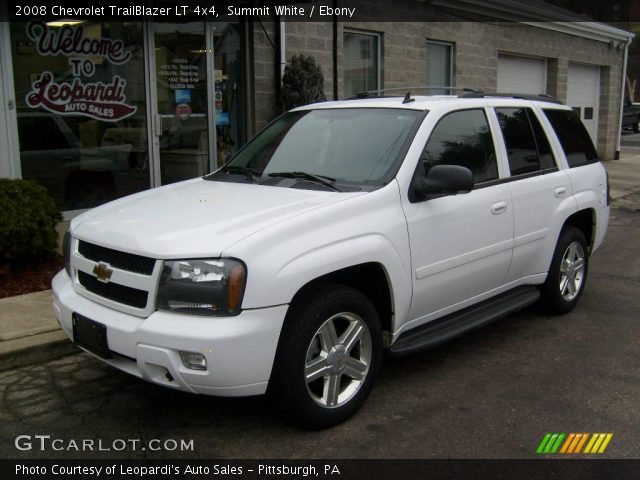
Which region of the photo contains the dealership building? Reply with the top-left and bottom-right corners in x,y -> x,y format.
0,0 -> 633,218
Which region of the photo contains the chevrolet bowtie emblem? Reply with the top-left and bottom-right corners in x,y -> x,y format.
93,262 -> 113,283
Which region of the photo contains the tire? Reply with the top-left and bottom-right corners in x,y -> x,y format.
268,284 -> 383,429
539,226 -> 589,315
634,119 -> 639,133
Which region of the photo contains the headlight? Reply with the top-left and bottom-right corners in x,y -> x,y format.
63,230 -> 72,277
156,259 -> 246,316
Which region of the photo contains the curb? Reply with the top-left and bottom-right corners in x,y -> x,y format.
0,330 -> 80,371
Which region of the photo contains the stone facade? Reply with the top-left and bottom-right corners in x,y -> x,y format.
252,19 -> 627,160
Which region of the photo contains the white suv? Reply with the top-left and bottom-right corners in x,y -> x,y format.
53,93 -> 609,428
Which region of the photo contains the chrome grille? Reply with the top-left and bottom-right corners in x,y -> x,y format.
71,238 -> 161,317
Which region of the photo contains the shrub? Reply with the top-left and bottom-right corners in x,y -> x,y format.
280,54 -> 326,112
0,179 -> 61,265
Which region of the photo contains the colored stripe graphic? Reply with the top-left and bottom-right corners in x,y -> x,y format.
584,433 -> 613,454
537,433 -> 613,454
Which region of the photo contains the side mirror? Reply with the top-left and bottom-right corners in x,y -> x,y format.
414,164 -> 474,197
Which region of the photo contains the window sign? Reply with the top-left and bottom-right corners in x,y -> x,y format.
11,21 -> 150,212
24,21 -> 137,122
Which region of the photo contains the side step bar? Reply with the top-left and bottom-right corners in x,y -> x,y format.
389,286 -> 540,356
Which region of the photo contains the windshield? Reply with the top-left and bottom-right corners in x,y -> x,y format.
207,108 -> 424,191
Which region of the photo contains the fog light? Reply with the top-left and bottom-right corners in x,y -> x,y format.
179,351 -> 207,371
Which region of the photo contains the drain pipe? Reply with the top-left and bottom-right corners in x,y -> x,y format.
616,37 -> 632,160
332,0 -> 338,100
279,19 -> 286,80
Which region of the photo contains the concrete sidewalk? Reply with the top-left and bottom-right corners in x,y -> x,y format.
0,290 -> 78,370
1,152 -> 640,371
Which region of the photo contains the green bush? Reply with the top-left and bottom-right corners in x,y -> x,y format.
280,54 -> 326,112
0,179 -> 61,265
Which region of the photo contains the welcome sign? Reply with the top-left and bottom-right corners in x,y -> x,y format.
24,21 -> 137,122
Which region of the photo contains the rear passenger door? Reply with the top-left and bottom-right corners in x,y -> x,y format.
492,106 -> 572,282
404,108 -> 514,322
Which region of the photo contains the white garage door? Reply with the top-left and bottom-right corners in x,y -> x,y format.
497,55 -> 546,95
567,63 -> 600,145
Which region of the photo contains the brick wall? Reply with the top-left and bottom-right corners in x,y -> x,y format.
251,19 -> 626,159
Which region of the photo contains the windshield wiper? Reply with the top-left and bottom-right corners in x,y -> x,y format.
220,165 -> 262,183
267,171 -> 342,192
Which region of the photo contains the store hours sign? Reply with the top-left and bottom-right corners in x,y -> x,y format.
24,21 -> 137,122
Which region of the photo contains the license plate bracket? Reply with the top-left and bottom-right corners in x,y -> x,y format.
72,313 -> 111,359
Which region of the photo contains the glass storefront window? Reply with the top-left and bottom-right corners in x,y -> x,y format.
154,22 -> 209,185
10,21 -> 150,212
213,22 -> 246,167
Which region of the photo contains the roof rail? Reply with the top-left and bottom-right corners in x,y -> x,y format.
457,92 -> 563,104
350,86 -> 484,99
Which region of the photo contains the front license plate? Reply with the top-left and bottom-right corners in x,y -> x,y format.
72,313 -> 111,359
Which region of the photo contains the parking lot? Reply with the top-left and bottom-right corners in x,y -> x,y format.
1,161 -> 639,460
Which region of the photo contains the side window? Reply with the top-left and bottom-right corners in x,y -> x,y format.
495,107 -> 557,176
419,109 -> 498,184
543,109 -> 598,167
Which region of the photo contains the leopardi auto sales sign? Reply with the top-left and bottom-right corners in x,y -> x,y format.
25,21 -> 137,122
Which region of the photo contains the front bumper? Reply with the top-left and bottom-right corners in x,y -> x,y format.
52,271 -> 287,396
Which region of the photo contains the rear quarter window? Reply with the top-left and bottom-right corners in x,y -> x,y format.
543,109 -> 598,167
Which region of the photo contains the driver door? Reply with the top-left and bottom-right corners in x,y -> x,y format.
402,108 -> 514,322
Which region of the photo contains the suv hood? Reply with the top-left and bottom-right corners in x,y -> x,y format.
71,178 -> 364,258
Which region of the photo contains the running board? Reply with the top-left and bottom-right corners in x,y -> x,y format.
389,286 -> 540,356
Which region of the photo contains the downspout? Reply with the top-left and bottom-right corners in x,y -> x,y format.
332,0 -> 338,100
616,37 -> 633,160
275,19 -> 282,102
280,19 -> 286,79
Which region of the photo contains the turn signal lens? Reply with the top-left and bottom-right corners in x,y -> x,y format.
228,264 -> 246,313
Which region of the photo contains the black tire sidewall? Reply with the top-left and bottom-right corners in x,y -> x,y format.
268,284 -> 383,429
541,226 -> 589,314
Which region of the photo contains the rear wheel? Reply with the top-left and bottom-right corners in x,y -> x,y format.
268,284 -> 382,429
539,226 -> 589,314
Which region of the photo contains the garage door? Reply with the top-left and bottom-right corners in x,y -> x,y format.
567,63 -> 600,145
497,55 -> 546,95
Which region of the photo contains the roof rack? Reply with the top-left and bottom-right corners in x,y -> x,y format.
457,92 -> 563,104
348,86 -> 484,100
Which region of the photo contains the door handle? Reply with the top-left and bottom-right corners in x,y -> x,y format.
554,187 -> 567,198
491,201 -> 507,215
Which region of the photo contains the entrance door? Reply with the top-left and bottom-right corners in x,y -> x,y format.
150,22 -> 214,185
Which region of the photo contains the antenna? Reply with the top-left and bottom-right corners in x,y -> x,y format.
402,92 -> 415,104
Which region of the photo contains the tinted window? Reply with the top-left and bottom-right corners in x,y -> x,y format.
544,109 -> 598,167
420,109 -> 498,183
496,108 -> 556,176
214,108 -> 423,189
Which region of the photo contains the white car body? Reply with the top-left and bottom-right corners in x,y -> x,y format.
52,96 -> 609,399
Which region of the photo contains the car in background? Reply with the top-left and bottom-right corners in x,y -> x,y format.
622,99 -> 640,132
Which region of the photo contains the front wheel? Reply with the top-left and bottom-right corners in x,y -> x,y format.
539,226 -> 589,314
268,284 -> 382,429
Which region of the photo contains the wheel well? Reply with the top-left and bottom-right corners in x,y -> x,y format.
293,263 -> 394,334
563,209 -> 595,251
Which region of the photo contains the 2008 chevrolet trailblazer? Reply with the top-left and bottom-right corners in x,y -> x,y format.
53,93 -> 609,428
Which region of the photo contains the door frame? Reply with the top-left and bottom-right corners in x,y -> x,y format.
0,22 -> 21,179
143,21 -> 218,188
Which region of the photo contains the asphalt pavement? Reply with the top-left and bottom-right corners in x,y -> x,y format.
1,147 -> 639,459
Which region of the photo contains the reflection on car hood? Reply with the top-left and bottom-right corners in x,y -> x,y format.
71,178 -> 365,258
